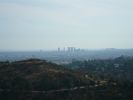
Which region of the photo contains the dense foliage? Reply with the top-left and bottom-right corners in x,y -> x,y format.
0,58 -> 133,100
0,59 -> 88,91
66,56 -> 133,81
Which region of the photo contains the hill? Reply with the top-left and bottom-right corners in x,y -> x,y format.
0,59 -> 89,91
0,58 -> 133,100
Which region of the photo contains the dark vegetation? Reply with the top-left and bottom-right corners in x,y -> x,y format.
66,56 -> 133,81
0,57 -> 133,100
0,59 -> 88,91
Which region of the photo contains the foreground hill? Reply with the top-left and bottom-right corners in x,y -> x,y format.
0,59 -> 89,91
0,58 -> 133,100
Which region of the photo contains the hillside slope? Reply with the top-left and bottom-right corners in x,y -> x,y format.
0,58 -> 133,100
0,59 -> 89,91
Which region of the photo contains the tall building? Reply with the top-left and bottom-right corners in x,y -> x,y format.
67,47 -> 76,52
58,48 -> 60,52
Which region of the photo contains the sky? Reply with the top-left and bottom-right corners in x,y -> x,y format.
0,0 -> 133,51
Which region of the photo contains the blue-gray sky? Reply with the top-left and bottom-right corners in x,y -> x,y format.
0,0 -> 133,51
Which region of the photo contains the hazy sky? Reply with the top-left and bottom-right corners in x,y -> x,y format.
0,0 -> 133,51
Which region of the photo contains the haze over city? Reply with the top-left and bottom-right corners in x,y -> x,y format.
0,0 -> 133,51
1,1 -> 133,100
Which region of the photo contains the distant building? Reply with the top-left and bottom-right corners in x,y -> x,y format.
67,47 -> 71,52
58,48 -> 60,52
67,47 -> 76,52
58,47 -> 82,52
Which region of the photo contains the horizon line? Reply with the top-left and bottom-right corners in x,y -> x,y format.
0,48 -> 133,52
